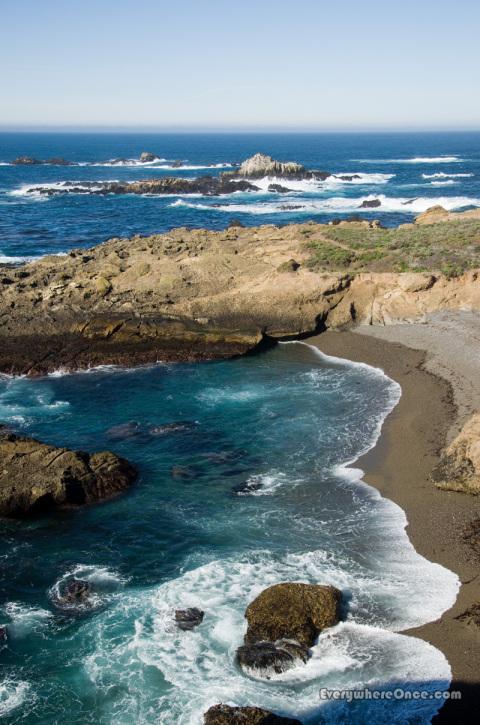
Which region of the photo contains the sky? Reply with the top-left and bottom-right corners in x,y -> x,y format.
1,0 -> 479,131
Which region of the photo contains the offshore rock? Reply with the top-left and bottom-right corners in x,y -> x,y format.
234,152 -> 330,181
174,607 -> 204,630
139,151 -> 158,162
0,428 -> 137,516
244,582 -> 341,648
236,639 -> 309,677
204,704 -> 302,725
12,156 -> 43,165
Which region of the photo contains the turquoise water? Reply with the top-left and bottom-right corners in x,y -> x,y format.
0,131 -> 479,261
0,343 -> 458,723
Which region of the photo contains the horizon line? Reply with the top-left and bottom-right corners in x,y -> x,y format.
1,125 -> 480,134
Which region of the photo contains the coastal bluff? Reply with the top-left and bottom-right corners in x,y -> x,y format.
1,215 -> 480,375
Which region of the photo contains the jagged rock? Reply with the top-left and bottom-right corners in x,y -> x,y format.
204,704 -> 301,725
228,218 -> 244,228
237,153 -> 305,178
432,414 -> 480,494
174,607 -> 204,630
139,152 -> 157,163
12,156 -> 43,165
0,429 -> 137,516
243,583 -> 341,648
359,198 -> 381,208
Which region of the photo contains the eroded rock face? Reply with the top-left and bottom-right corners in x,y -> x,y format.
204,704 -> 302,725
432,414 -> 480,494
234,153 -> 330,181
0,429 -> 137,516
243,583 -> 341,648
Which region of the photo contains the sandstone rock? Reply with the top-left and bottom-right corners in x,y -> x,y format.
204,705 -> 301,725
432,414 -> 480,494
243,582 -> 341,648
415,206 -> 450,225
0,429 -> 137,516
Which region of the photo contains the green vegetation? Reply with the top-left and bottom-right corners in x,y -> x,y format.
305,219 -> 480,275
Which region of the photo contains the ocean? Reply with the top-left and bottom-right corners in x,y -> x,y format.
0,131 -> 479,261
0,132 -> 468,723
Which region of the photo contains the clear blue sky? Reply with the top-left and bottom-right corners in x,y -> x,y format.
1,0 -> 479,130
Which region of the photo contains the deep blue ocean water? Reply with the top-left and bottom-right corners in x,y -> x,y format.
0,133 -> 466,723
0,131 -> 479,261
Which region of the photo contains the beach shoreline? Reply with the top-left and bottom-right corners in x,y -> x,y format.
309,323 -> 480,724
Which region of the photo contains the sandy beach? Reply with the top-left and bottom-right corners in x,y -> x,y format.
310,312 -> 480,724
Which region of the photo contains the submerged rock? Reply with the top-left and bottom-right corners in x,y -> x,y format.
149,421 -> 197,435
171,465 -> 197,480
0,429 -> 137,517
204,704 -> 302,725
52,579 -> 92,611
243,582 -> 341,648
106,421 -> 145,440
174,607 -> 204,630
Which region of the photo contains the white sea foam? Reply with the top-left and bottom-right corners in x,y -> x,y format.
10,181 -> 116,197
356,156 -> 463,164
2,602 -> 53,637
235,172 -> 395,194
430,180 -> 457,186
0,679 -> 32,717
422,172 -> 474,179
171,194 -> 480,215
49,565 -> 128,613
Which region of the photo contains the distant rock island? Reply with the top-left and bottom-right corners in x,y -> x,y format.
19,152 -> 345,197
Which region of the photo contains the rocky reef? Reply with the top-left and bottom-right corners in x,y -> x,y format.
236,582 -> 341,677
19,152 -> 335,197
0,428 -> 137,516
204,705 -> 302,724
1,218 -> 479,375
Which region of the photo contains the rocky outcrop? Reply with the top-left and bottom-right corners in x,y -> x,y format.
139,151 -> 157,163
174,607 -> 204,630
0,428 -> 137,516
12,156 -> 43,165
204,705 -> 301,725
432,414 -> 480,494
1,222 -> 479,374
233,153 -> 330,181
236,582 -> 341,677
243,583 -> 341,647
23,176 -> 259,197
415,206 -> 480,225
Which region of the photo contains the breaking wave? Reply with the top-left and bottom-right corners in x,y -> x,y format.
170,194 -> 480,215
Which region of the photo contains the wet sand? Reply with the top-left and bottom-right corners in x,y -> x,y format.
309,318 -> 480,724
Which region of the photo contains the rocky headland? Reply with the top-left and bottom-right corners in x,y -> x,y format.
1,212 -> 479,375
